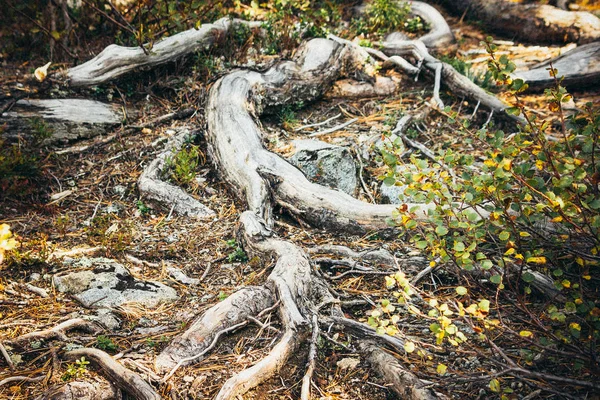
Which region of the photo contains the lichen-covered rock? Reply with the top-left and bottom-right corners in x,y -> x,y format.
288,139 -> 358,196
380,182 -> 408,205
54,258 -> 178,308
42,378 -> 120,400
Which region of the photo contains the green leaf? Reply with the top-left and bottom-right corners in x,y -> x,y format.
489,378 -> 501,393
455,286 -> 468,295
435,225 -> 449,236
498,231 -> 510,241
522,272 -> 535,283
490,275 -> 502,284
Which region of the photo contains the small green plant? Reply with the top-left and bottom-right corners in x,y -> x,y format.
61,357 -> 89,381
218,291 -> 229,301
95,335 -> 117,352
376,37 -> 600,381
365,0 -> 410,33
136,200 -> 151,215
226,238 -> 248,263
440,55 -> 494,89
166,145 -> 201,186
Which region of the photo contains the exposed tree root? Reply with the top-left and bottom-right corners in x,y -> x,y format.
436,0 -> 600,44
41,378 -> 120,400
138,128 -> 215,218
155,286 -> 274,372
9,318 -> 101,347
513,41 -> 600,91
65,348 -> 160,400
358,340 -> 437,400
63,18 -> 261,86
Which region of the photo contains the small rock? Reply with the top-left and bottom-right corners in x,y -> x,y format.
336,357 -> 360,370
380,181 -> 409,204
113,185 -> 127,196
102,203 -> 123,214
95,309 -> 121,331
288,139 -> 358,196
53,257 -> 178,308
29,273 -> 41,282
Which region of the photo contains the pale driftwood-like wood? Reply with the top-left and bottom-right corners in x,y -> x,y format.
407,1 -> 455,51
155,286 -> 274,372
1,99 -> 121,145
65,348 -> 159,400
65,18 -> 261,87
41,378 -> 121,400
513,42 -> 600,91
359,340 -> 437,400
437,0 -> 600,44
206,38 -> 439,234
10,318 -> 101,347
138,128 -> 215,218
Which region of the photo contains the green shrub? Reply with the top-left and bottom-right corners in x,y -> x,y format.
373,36 -> 599,374
166,145 -> 201,186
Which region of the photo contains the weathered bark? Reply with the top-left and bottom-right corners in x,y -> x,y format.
155,286 -> 274,372
138,128 -> 215,218
64,18 -> 261,87
1,99 -> 121,145
65,348 -> 160,400
436,0 -> 600,44
359,340 -> 437,400
206,38 -> 442,234
513,42 -> 600,92
41,379 -> 120,400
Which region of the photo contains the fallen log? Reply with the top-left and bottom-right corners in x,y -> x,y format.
436,0 -> 600,45
513,42 -> 600,91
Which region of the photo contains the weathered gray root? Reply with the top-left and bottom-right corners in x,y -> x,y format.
436,0 -> 600,44
65,348 -> 160,400
359,340 -> 437,400
206,38 -> 442,234
10,318 -> 101,347
155,286 -> 274,372
1,99 -> 122,145
138,128 -> 215,218
383,39 -> 525,125
65,18 -> 261,86
404,1 -> 455,51
40,378 -> 120,400
513,41 -> 600,92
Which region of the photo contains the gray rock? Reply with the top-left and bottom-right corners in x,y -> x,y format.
380,182 -> 408,204
288,139 -> 358,195
53,258 -> 178,308
95,309 -> 121,330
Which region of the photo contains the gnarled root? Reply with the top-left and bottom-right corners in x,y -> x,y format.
10,318 -> 101,347
138,127 -> 215,218
65,348 -> 160,400
358,340 -> 437,400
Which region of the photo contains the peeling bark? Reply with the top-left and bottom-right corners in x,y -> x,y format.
359,340 -> 437,400
64,18 -> 261,86
436,0 -> 600,44
513,42 -> 600,91
65,348 -> 160,400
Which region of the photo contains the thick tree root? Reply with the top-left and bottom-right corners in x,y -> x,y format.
155,286 -> 274,372
41,378 -> 120,400
65,348 -> 160,400
513,41 -> 600,91
359,340 -> 437,400
64,18 -> 261,86
138,128 -> 215,218
437,0 -> 600,44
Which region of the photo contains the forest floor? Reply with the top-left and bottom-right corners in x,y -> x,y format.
1,2 -> 599,400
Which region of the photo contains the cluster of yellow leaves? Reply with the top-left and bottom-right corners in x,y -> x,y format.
0,224 -> 18,265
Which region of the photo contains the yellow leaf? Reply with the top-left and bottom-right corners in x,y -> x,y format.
34,62 -> 52,82
141,128 -> 152,135
551,216 -> 563,223
519,330 -> 533,338
385,276 -> 396,288
569,323 -> 581,331
404,341 -> 416,353
519,231 -> 531,237
535,160 -> 544,170
436,364 -> 447,375
583,275 -> 591,280
526,256 -> 547,264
